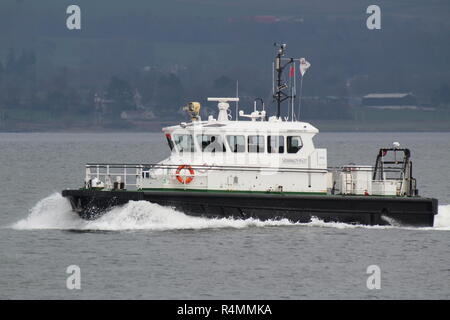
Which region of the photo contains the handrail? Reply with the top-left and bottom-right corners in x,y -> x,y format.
84,163 -> 407,172
85,163 -> 405,174
86,163 -> 369,170
85,163 -> 329,173
83,162 -> 407,193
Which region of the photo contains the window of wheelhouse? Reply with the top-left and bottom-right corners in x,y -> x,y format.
226,135 -> 245,153
165,133 -> 174,151
173,134 -> 195,153
287,136 -> 303,153
267,136 -> 285,153
196,135 -> 226,152
248,135 -> 265,153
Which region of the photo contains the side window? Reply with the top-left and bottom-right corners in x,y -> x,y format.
248,135 -> 265,153
197,135 -> 226,152
173,134 -> 195,152
226,135 -> 245,153
165,133 -> 174,151
267,136 -> 284,153
287,136 -> 303,153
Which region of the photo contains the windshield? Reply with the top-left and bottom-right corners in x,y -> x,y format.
173,134 -> 195,152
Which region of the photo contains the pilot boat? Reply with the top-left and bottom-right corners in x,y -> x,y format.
62,44 -> 438,227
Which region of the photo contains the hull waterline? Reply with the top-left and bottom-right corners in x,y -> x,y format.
62,189 -> 438,227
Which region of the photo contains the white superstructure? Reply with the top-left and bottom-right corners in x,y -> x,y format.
139,98 -> 328,194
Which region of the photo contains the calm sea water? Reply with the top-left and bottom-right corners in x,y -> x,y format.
0,131 -> 449,299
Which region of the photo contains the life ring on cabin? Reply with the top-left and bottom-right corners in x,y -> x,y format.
176,165 -> 195,184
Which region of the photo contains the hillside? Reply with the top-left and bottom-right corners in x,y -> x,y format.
0,0 -> 449,131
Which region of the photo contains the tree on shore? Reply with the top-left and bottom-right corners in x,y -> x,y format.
106,76 -> 135,117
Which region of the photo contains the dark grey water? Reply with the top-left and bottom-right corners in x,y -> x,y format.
0,132 -> 449,299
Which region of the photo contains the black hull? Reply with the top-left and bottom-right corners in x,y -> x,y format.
61,189 -> 438,227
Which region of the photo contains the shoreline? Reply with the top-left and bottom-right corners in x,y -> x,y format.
1,128 -> 449,133
1,116 -> 450,133
1,124 -> 449,133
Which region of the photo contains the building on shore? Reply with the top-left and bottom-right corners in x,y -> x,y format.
362,93 -> 418,110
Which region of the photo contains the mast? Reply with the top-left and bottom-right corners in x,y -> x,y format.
273,43 -> 295,119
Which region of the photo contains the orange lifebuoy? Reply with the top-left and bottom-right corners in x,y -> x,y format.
176,165 -> 195,184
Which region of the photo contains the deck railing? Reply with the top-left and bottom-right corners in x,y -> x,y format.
84,163 -> 406,191
85,164 -> 144,190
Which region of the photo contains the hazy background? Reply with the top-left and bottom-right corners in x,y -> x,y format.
0,0 -> 449,131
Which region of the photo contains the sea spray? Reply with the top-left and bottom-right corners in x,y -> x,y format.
11,193 -> 295,231
12,193 -> 82,230
84,200 -> 297,231
434,204 -> 450,229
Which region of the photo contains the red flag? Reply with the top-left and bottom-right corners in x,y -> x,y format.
289,65 -> 294,77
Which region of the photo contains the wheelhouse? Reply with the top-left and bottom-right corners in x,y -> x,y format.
162,116 -> 324,168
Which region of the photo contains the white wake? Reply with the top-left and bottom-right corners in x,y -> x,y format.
10,193 -> 450,231
433,204 -> 450,230
11,193 -> 295,231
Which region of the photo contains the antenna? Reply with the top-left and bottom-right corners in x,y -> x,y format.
272,62 -> 275,96
273,43 -> 294,119
292,60 -> 296,122
235,80 -> 239,121
253,98 -> 265,113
